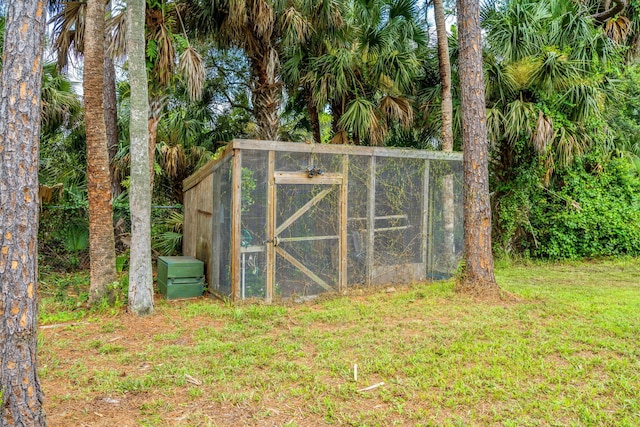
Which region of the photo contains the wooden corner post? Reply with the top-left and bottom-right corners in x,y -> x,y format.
231,148 -> 243,300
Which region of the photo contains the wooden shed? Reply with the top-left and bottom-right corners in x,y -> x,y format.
183,139 -> 463,301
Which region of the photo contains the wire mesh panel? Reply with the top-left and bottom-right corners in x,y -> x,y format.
346,155 -> 370,285
370,156 -> 426,284
238,150 -> 268,299
211,156 -> 233,297
426,159 -> 464,278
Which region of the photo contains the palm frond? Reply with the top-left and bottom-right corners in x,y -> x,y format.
146,8 -> 176,86
159,143 -> 188,180
532,110 -> 554,154
281,6 -> 312,46
250,0 -> 275,39
339,97 -> 379,142
49,1 -> 86,70
378,95 -> 413,128
554,125 -> 583,168
531,48 -> 583,94
153,231 -> 183,256
605,15 -> 632,44
504,56 -> 539,90
558,82 -> 604,123
178,46 -> 206,101
330,130 -> 350,144
486,106 -> 504,147
503,99 -> 536,143
108,5 -> 128,59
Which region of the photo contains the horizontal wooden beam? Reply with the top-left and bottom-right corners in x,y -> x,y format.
277,235 -> 339,243
231,139 -> 463,161
183,140 -> 462,192
182,144 -> 234,192
274,171 -> 342,185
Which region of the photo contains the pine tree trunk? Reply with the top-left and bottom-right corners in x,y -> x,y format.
0,1 -> 47,425
250,47 -> 281,141
105,0 -> 121,198
434,0 -> 457,268
128,0 -> 154,316
456,0 -> 500,295
85,0 -> 118,303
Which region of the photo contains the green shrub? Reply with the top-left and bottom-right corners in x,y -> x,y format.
493,155 -> 640,259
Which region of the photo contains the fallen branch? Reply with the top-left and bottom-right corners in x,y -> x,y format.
39,322 -> 89,330
358,382 -> 385,392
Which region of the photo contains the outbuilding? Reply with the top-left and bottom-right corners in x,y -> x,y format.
182,139 -> 463,301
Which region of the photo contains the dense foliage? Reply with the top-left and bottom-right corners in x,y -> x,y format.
495,155 -> 640,259
4,0 -> 640,268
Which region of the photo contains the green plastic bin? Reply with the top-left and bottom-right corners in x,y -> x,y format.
157,256 -> 204,300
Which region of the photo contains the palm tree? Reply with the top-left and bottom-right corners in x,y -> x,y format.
281,0 -> 344,143
181,0 -> 323,141
49,0 -> 121,195
41,62 -> 83,140
84,0 -> 118,303
482,0 -> 621,183
305,0 -> 427,145
478,0 -> 632,254
0,0 -> 47,424
456,0 -> 500,295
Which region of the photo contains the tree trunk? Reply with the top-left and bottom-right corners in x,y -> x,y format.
250,47 -> 281,141
0,1 -> 47,425
147,97 -> 164,190
304,85 -> 322,144
456,0 -> 500,295
105,0 -> 121,198
85,0 -> 118,304
128,0 -> 154,316
434,0 -> 457,269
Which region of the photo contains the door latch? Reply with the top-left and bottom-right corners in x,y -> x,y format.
264,237 -> 280,246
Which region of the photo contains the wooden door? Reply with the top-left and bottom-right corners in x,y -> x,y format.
266,171 -> 345,299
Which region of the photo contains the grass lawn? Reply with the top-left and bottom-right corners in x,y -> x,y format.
37,258 -> 640,426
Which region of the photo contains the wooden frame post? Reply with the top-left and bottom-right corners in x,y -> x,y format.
230,149 -> 243,300
366,156 -> 376,287
211,168 -> 222,295
266,150 -> 276,302
422,159 -> 431,276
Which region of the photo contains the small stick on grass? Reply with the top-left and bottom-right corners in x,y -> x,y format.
358,382 -> 384,392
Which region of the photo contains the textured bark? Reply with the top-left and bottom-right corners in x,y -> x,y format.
456,0 -> 500,295
435,0 -> 456,267
85,0 -> 118,304
128,0 -> 154,316
304,85 -> 322,144
105,0 -> 121,198
0,0 -> 47,425
250,46 -> 282,141
147,97 -> 164,190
